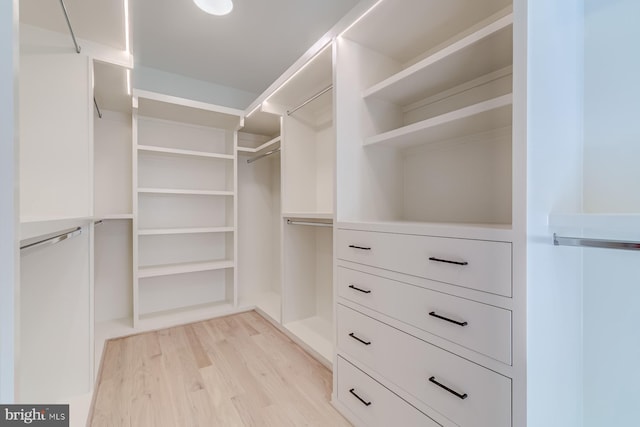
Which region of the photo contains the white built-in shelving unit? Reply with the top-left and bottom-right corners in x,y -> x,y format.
132,90 -> 243,329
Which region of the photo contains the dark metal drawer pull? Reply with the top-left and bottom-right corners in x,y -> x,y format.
429,311 -> 468,327
349,388 -> 372,406
428,376 -> 468,400
349,284 -> 371,294
349,244 -> 371,251
428,256 -> 468,266
349,332 -> 371,346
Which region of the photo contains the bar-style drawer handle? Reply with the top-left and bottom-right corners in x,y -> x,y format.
429,311 -> 468,327
349,244 -> 371,251
349,388 -> 372,406
428,256 -> 468,266
428,376 -> 468,400
349,332 -> 371,346
349,284 -> 371,294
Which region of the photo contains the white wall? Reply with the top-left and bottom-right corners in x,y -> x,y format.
134,65 -> 258,110
0,0 -> 19,403
583,1 -> 640,425
526,0 -> 584,426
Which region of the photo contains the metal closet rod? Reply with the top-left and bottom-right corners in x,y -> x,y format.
553,233 -> 640,251
94,97 -> 102,119
247,147 -> 280,164
20,227 -> 82,251
286,85 -> 333,116
59,0 -> 81,54
286,219 -> 332,228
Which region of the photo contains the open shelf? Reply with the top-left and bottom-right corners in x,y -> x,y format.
363,13 -> 512,106
285,316 -> 333,366
364,94 -> 512,149
137,188 -> 234,196
237,135 -> 281,154
138,259 -> 234,279
137,144 -> 234,160
138,226 -> 234,236
283,212 -> 333,220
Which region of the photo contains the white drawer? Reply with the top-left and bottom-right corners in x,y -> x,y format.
338,267 -> 512,364
336,229 -> 512,297
337,304 -> 511,427
337,356 -> 441,427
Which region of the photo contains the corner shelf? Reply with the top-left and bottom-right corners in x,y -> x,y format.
364,94 -> 512,149
138,144 -> 234,160
363,13 -> 513,106
237,135 -> 281,154
138,259 -> 234,279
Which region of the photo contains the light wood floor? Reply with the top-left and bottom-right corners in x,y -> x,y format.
89,311 -> 352,427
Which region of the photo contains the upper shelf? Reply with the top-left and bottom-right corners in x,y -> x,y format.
364,94 -> 512,149
363,13 -> 513,107
134,90 -> 244,130
237,136 -> 281,154
342,0 -> 512,65
138,144 -> 234,160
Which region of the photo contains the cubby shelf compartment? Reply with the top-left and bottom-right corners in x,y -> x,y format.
237,135 -> 281,153
363,13 -> 513,106
138,226 -> 234,236
137,144 -> 234,160
137,188 -> 234,196
364,94 -> 512,149
138,260 -> 234,279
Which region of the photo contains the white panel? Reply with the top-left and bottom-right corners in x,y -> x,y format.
94,111 -> 132,216
402,128 -> 512,224
315,227 -> 333,322
282,116 -> 317,213
19,51 -> 91,219
20,228 -> 90,402
526,0 -> 584,426
0,0 -> 18,403
94,221 -> 132,322
139,270 -> 229,316
283,223 -> 318,322
315,125 -> 335,214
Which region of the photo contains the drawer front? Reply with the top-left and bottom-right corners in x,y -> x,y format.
337,356 -> 441,427
337,229 -> 512,297
337,304 -> 511,427
338,267 -> 512,364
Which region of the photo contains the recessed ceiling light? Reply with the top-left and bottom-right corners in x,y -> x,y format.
193,0 -> 233,16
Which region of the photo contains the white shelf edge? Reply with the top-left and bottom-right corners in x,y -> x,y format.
362,13 -> 513,102
137,188 -> 234,196
138,226 -> 234,235
282,212 -> 334,220
138,259 -> 235,278
137,144 -> 234,160
237,135 -> 281,154
96,214 -> 133,220
133,89 -> 244,118
364,94 -> 513,149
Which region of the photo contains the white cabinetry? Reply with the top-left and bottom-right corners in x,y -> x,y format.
333,0 -> 519,425
132,90 -> 243,328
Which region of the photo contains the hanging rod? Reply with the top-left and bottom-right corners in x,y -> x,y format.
59,0 -> 81,54
94,97 -> 103,119
286,219 -> 332,228
247,147 -> 280,164
287,85 -> 333,116
94,220 -> 103,226
553,233 -> 640,251
20,227 -> 82,251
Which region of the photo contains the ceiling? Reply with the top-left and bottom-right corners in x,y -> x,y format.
21,0 -> 362,105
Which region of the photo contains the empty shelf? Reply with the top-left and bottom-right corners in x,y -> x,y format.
138,144 -> 234,160
138,188 -> 234,196
138,260 -> 234,278
138,226 -> 234,236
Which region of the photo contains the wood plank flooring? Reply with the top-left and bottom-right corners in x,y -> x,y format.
89,311 -> 352,427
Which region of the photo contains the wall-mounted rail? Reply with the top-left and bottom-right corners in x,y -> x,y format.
59,0 -> 81,54
247,147 -> 280,164
286,219 -> 332,228
20,227 -> 82,251
286,85 -> 333,116
553,233 -> 640,251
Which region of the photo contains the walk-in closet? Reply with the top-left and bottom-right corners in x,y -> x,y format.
3,0 -> 639,426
